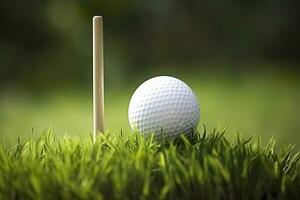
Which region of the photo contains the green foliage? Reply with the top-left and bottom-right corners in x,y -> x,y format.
0,129 -> 299,200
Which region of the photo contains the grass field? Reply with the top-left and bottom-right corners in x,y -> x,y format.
0,70 -> 300,199
1,70 -> 299,148
0,130 -> 299,200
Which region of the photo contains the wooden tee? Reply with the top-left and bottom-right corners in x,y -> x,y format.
93,16 -> 104,140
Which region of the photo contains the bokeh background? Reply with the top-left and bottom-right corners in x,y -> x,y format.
0,0 -> 299,148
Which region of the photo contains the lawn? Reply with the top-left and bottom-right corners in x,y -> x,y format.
0,70 -> 300,199
1,70 -> 299,148
0,130 -> 299,200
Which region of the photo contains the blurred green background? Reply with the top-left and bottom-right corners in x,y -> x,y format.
0,0 -> 299,147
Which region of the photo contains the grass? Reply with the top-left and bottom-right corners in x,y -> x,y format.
1,70 -> 300,149
0,129 -> 299,200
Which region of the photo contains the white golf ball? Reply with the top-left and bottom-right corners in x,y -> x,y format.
128,76 -> 200,138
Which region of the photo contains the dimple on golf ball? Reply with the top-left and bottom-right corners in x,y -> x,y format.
128,76 -> 200,138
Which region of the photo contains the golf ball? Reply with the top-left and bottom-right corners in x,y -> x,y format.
128,76 -> 200,138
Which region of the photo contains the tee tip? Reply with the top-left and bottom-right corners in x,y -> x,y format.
93,16 -> 103,22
